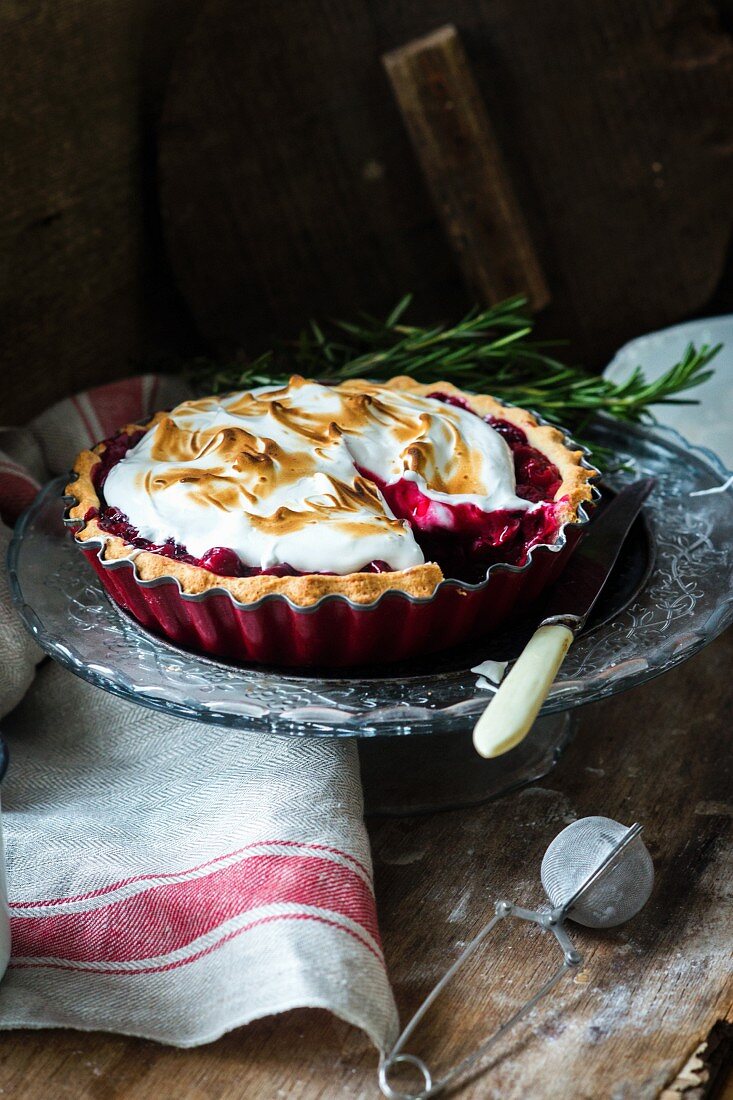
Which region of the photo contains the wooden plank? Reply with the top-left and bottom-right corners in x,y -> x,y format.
660,1019 -> 733,1099
383,25 -> 550,311
0,0 -> 201,424
0,628 -> 730,1098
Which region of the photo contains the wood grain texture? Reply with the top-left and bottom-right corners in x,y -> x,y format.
0,0 -> 201,423
159,0 -> 733,364
4,0 -> 733,423
384,25 -> 550,310
0,628 -> 730,1099
660,1019 -> 733,1099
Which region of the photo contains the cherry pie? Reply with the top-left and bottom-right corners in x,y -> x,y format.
65,376 -> 597,665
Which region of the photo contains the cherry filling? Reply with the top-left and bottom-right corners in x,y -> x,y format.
88,397 -> 564,583
426,392 -> 563,503
361,469 -> 561,584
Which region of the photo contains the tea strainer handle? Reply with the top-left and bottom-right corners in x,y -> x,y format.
378,900 -> 582,1100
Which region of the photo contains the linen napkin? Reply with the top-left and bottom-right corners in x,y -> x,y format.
0,376 -> 398,1048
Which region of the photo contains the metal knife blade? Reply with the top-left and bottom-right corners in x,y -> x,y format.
540,477 -> 655,634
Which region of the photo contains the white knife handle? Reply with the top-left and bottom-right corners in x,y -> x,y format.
472,624 -> 575,758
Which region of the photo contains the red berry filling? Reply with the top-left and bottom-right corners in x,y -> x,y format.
426,392 -> 563,503
92,431 -> 145,492
87,394 -> 564,583
361,469 -> 561,584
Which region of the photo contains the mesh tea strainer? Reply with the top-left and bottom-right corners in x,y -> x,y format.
379,817 -> 654,1100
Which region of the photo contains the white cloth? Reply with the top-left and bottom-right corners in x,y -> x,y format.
0,377 -> 397,1048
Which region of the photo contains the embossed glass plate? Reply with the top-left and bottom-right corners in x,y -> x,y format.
7,418 -> 733,737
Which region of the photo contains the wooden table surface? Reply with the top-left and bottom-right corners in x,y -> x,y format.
0,630 -> 731,1099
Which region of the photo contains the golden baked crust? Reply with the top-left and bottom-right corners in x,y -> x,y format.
65,377 -> 596,607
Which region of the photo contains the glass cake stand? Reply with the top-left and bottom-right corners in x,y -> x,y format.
7,417 -> 733,812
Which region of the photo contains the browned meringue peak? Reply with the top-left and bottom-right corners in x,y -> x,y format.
144,412 -> 319,503
165,375 -> 508,502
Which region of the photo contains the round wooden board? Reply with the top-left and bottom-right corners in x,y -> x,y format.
159,0 -> 733,361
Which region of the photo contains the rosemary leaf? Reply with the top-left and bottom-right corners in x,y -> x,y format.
182,297 -> 719,467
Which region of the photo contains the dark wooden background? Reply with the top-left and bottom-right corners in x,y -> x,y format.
3,0 -> 733,415
1,1 -> 730,420
1,0 -> 200,422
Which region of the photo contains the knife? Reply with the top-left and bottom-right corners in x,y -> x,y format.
472,477 -> 655,759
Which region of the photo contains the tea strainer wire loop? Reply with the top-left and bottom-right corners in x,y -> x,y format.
378,818 -> 654,1100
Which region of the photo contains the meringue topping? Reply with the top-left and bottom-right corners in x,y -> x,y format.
102,377 -> 539,574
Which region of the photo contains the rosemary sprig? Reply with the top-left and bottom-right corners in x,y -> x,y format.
184,296 -> 719,459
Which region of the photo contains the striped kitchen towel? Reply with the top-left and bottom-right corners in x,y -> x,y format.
0,376 -> 397,1048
